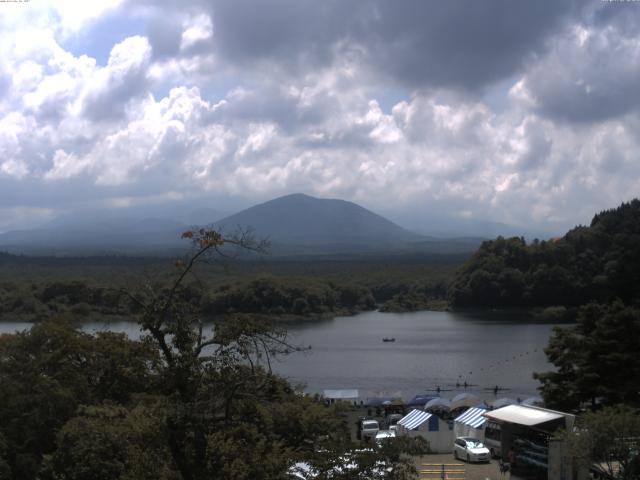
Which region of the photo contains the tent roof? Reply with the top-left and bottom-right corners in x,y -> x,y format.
398,409 -> 433,430
364,396 -> 402,407
454,407 -> 488,429
425,398 -> 451,410
483,405 -> 564,427
323,389 -> 359,400
407,394 -> 439,406
451,393 -> 481,410
451,392 -> 480,403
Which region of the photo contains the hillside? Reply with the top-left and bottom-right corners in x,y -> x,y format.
448,199 -> 640,309
215,193 -> 421,247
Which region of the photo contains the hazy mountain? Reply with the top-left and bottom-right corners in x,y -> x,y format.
211,193 -> 486,257
0,193 -> 485,257
215,193 -> 420,245
389,212 -> 557,240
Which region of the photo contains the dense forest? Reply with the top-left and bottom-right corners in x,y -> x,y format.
0,254 -> 457,322
448,199 -> 640,309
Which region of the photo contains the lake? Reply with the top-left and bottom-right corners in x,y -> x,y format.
0,310 -> 560,403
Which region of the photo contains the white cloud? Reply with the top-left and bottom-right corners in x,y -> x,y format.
1,0 -> 640,235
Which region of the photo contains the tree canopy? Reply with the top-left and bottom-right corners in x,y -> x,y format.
561,405 -> 640,480
448,199 -> 640,308
534,301 -> 640,410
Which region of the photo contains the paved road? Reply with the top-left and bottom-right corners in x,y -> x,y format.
414,454 -> 512,480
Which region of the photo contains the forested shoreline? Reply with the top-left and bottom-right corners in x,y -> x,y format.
0,254 -> 456,322
448,200 -> 640,310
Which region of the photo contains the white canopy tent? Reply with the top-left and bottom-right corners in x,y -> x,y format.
483,405 -> 570,429
397,409 -> 454,453
453,407 -> 488,440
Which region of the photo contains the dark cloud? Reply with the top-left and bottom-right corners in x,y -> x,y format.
592,1 -> 640,35
204,0 -> 579,91
359,0 -> 579,90
209,0 -> 355,72
514,7 -> 640,124
207,84 -> 336,133
145,16 -> 183,60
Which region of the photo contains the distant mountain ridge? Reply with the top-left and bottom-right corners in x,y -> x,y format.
0,193 -> 482,257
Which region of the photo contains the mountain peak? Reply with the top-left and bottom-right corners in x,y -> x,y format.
216,194 -> 420,248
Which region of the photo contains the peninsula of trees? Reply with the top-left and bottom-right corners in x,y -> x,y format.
448,199 -> 640,309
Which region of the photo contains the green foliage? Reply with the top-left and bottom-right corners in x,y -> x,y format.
0,256 -> 458,320
561,405 -> 640,480
50,403 -> 177,480
202,276 -> 376,317
535,302 -> 640,410
449,200 -> 640,308
0,433 -> 11,480
0,319 -> 160,479
379,280 -> 448,312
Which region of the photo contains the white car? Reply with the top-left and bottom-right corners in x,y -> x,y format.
375,429 -> 396,445
453,437 -> 491,463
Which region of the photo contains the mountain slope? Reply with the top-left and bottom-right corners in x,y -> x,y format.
215,193 -> 421,249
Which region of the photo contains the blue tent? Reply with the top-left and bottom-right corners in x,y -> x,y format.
406,394 -> 439,407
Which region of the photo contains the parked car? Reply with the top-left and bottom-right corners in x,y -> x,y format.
453,437 -> 491,463
386,413 -> 403,429
357,419 -> 380,440
375,429 -> 396,445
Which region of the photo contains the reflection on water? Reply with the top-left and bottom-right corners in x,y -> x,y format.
0,310 -> 560,401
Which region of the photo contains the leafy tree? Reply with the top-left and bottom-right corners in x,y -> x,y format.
562,405 -> 640,480
535,302 -> 640,410
0,318 -> 160,479
0,433 -> 10,480
50,402 -> 177,480
124,228 -> 423,479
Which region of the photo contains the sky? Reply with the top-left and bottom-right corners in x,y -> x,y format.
1,0 -> 640,234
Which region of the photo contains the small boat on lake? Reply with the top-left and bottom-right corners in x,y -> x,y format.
382,338 -> 395,342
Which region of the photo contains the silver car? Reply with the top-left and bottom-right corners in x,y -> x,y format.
453,437 -> 491,463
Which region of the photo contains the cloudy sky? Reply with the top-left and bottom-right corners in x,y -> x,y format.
1,0 -> 639,234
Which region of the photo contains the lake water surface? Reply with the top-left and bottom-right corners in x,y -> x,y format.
0,310 -> 560,402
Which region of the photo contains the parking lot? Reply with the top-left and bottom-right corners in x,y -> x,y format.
414,453 -> 510,480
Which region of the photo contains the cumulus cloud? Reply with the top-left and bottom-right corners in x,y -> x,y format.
82,36 -> 152,121
0,0 -> 639,235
